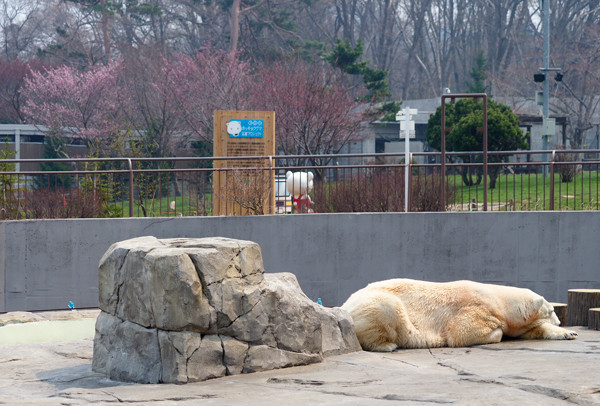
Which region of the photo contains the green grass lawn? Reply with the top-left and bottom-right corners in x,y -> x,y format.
447,170 -> 600,211
111,194 -> 213,217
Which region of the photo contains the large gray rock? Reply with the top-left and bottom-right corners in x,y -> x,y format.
92,236 -> 360,383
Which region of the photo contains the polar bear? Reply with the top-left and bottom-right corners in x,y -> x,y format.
341,279 -> 577,352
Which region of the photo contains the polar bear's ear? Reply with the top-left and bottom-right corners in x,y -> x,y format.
286,171 -> 292,179
308,172 -> 314,181
531,297 -> 544,311
521,296 -> 553,319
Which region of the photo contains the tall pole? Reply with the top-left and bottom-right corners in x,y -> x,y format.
404,109 -> 410,213
543,0 -> 549,121
542,0 -> 550,176
397,108 -> 416,212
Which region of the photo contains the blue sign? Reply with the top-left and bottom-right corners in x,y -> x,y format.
227,119 -> 264,138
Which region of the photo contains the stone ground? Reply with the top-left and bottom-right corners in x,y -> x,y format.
0,311 -> 599,405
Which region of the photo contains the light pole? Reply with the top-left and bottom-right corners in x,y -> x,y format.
537,0 -> 561,176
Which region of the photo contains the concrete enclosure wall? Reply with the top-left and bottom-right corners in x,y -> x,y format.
1,212 -> 599,312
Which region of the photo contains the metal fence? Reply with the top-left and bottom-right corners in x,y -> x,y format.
0,149 -> 599,219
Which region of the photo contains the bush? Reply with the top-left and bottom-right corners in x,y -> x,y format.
411,174 -> 455,212
554,148 -> 579,183
21,188 -> 104,219
312,168 -> 454,213
313,168 -> 404,213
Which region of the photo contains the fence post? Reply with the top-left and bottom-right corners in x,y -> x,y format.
269,155 -> 274,215
482,96 -> 488,212
127,158 -> 134,217
408,152 -> 413,212
440,102 -> 447,210
549,150 -> 555,211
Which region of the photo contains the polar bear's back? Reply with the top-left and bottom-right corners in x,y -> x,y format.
352,279 -> 491,309
357,278 -> 538,310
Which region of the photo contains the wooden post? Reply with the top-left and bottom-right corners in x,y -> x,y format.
550,302 -> 568,326
589,308 -> 600,330
567,289 -> 600,326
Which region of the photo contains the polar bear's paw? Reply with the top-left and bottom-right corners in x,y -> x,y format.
548,329 -> 578,340
371,342 -> 399,352
520,323 -> 578,340
540,324 -> 578,340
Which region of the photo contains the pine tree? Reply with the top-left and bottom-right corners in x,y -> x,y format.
466,51 -> 488,94
324,39 -> 399,119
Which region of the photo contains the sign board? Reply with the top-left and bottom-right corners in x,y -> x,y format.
399,120 -> 415,137
226,119 -> 264,138
397,109 -> 416,139
213,110 -> 276,216
543,117 -> 556,137
396,108 -> 417,120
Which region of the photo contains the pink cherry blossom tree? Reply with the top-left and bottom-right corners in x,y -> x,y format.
22,61 -> 124,155
22,49 -> 367,166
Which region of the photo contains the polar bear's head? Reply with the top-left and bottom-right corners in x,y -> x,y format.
541,300 -> 560,325
227,120 -> 242,137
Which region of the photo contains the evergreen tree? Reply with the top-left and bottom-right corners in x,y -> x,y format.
466,51 -> 488,94
324,39 -> 399,120
425,99 -> 528,189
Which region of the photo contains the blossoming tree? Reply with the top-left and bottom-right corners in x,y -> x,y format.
22,62 -> 123,155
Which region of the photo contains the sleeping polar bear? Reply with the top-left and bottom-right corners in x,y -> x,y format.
341,279 -> 577,352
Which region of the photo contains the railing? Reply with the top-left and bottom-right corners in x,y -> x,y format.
0,150 -> 599,219
418,149 -> 600,212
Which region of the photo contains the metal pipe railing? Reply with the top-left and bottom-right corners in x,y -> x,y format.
0,150 -> 599,218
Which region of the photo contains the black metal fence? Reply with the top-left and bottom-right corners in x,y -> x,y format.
0,150 -> 599,219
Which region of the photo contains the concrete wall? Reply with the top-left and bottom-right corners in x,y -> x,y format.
1,212 -> 599,312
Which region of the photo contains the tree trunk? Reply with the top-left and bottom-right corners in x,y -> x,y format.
461,167 -> 473,186
230,0 -> 241,52
100,0 -> 111,59
567,289 -> 600,326
489,166 -> 500,189
461,165 -> 482,187
589,308 -> 600,330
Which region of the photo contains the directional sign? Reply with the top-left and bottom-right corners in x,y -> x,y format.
400,120 -> 415,134
397,108 -> 416,139
395,108 -> 418,120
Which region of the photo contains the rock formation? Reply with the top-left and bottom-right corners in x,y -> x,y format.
92,236 -> 360,383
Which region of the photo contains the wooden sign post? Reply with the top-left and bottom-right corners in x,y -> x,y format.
213,110 -> 275,215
